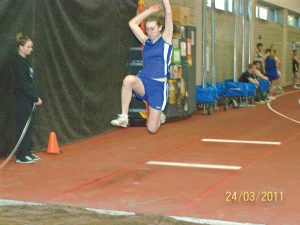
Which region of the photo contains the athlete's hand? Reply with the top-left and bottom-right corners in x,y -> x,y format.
150,3 -> 161,13
35,98 -> 43,106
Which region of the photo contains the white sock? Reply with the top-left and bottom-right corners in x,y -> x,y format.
120,114 -> 128,118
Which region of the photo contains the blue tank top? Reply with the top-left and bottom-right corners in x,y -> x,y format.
265,56 -> 278,77
138,36 -> 173,79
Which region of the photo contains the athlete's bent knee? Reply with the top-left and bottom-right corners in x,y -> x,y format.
123,75 -> 135,87
147,124 -> 160,134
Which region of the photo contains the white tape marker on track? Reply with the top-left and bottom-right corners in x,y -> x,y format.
201,138 -> 281,145
147,161 -> 241,170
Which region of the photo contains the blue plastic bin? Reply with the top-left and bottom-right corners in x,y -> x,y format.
216,82 -> 225,96
246,82 -> 257,96
224,81 -> 248,97
196,86 -> 218,104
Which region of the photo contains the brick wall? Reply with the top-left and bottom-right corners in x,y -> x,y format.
206,9 -> 249,82
145,0 -> 193,8
144,0 -> 195,25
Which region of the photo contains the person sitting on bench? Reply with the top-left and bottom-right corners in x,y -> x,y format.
253,60 -> 269,81
239,63 -> 266,104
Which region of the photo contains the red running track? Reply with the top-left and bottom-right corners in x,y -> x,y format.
1,90 -> 299,225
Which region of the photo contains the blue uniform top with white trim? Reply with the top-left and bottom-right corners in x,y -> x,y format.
138,36 -> 173,79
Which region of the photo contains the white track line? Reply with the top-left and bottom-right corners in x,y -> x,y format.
0,199 -> 265,225
267,90 -> 300,125
0,199 -> 44,206
170,216 -> 265,225
85,208 -> 136,216
201,138 -> 281,145
146,161 -> 241,170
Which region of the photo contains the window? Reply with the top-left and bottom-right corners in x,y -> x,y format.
207,0 -> 211,7
228,0 -> 232,12
207,0 -> 226,10
256,6 -> 268,20
260,8 -> 268,20
228,0 -> 244,14
216,0 -> 226,10
288,15 -> 296,26
268,9 -> 282,23
256,6 -> 258,17
255,4 -> 282,24
239,0 -> 244,14
207,0 -> 241,13
287,14 -> 300,28
274,9 -> 278,22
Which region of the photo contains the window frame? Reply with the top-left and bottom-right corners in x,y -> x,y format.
207,0 -> 244,14
255,3 -> 282,24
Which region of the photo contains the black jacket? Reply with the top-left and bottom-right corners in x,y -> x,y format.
12,55 -> 39,103
238,70 -> 256,83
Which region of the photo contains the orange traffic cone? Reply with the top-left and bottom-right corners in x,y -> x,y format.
47,132 -> 60,154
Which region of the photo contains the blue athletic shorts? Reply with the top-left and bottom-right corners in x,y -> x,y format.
135,76 -> 168,111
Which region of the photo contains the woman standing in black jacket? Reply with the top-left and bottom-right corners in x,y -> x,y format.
13,33 -> 42,164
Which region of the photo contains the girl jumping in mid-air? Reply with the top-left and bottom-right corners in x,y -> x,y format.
111,0 -> 173,133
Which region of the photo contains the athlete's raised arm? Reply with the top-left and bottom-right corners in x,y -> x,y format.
129,4 -> 161,45
162,0 -> 173,45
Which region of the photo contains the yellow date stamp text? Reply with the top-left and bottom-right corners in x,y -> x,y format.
225,191 -> 284,202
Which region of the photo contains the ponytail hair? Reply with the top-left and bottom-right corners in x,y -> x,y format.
16,32 -> 31,50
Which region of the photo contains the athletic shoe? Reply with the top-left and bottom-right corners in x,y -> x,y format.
239,102 -> 248,107
267,96 -> 276,101
293,85 -> 300,89
160,112 -> 166,124
111,114 -> 129,128
16,157 -> 35,164
274,86 -> 284,94
27,153 -> 41,161
255,100 -> 266,104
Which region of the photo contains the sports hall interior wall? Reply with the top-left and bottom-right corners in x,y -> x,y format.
146,0 -> 300,86
286,27 -> 300,83
0,1 -> 34,157
254,19 -> 284,78
255,16 -> 300,85
0,0 -> 136,156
